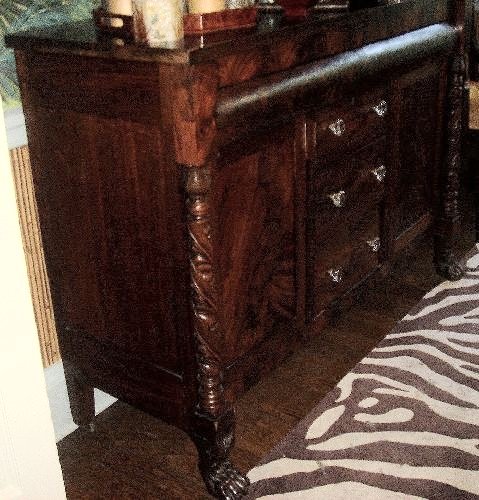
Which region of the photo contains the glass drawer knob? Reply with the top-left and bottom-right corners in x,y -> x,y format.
328,190 -> 346,208
371,165 -> 386,183
328,118 -> 346,136
367,237 -> 381,252
328,267 -> 344,283
372,100 -> 388,117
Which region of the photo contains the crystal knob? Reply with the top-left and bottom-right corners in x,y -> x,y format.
328,118 -> 346,136
372,100 -> 388,117
371,165 -> 386,183
367,237 -> 381,252
328,190 -> 346,208
328,267 -> 344,283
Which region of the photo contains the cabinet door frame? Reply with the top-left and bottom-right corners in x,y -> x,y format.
384,61 -> 448,257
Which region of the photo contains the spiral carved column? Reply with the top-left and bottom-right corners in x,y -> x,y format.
185,166 -> 249,499
435,54 -> 466,281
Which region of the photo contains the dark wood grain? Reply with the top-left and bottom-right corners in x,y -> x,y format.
9,2 -> 467,497
5,0 -> 451,71
55,219 -> 474,499
214,124 -> 297,364
394,64 -> 442,239
183,7 -> 257,34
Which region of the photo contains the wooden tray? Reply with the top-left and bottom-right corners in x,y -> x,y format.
183,7 -> 257,34
94,7 -> 258,42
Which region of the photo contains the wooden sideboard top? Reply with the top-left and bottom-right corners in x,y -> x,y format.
5,0 -> 451,65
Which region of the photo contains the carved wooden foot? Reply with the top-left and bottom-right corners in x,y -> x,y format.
192,408 -> 249,499
435,255 -> 465,281
200,459 -> 249,500
63,360 -> 95,429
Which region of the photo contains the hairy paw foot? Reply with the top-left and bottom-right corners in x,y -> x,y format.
203,460 -> 249,500
436,258 -> 465,281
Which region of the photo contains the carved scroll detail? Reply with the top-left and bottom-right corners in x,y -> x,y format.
185,166 -> 225,419
436,54 -> 466,280
444,55 -> 464,221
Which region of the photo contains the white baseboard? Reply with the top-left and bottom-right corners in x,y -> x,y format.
4,107 -> 27,150
44,361 -> 117,442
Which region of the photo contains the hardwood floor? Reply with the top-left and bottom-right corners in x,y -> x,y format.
56,214 -> 475,499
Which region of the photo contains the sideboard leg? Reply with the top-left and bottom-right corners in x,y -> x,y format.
435,54 -> 466,281
184,165 -> 249,498
435,241 -> 465,280
192,408 -> 249,500
63,360 -> 95,431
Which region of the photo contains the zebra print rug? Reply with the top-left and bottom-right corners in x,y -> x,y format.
246,247 -> 479,499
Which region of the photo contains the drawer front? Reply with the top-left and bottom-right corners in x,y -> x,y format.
310,139 -> 387,213
309,205 -> 380,318
312,95 -> 388,159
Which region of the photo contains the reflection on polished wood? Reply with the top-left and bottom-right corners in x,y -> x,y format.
57,221 -> 474,499
6,1 -> 467,496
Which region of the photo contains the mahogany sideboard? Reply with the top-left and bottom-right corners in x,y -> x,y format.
6,1 -> 467,497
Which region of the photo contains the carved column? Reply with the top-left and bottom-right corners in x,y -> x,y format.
185,166 -> 249,499
435,54 -> 466,280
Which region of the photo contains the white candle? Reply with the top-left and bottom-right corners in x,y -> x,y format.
188,0 -> 225,14
102,0 -> 133,27
133,0 -> 184,45
103,0 -> 133,15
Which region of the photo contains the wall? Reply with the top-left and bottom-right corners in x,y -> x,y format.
9,145 -> 60,366
0,95 -> 66,500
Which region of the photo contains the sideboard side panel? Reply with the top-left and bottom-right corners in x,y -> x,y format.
15,51 -> 191,379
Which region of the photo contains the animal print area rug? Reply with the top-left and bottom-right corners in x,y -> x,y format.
246,247 -> 479,499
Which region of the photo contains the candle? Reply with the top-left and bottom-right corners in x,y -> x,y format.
133,0 -> 184,46
103,0 -> 133,15
102,0 -> 133,27
188,0 -> 225,14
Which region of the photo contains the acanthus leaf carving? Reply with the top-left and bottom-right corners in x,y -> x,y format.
435,54 -> 465,281
185,166 -> 226,419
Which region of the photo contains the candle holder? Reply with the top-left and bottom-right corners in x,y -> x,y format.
93,7 -> 136,42
94,6 -> 259,41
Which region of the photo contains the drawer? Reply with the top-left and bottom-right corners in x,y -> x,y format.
309,139 -> 387,214
309,204 -> 380,318
311,95 -> 389,158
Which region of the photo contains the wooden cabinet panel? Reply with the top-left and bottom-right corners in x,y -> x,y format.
214,127 -> 297,363
28,108 -> 189,375
393,66 -> 444,242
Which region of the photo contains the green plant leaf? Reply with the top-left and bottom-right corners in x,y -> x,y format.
1,0 -> 100,106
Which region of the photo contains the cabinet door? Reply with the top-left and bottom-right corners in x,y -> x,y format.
389,64 -> 446,246
213,125 -> 298,363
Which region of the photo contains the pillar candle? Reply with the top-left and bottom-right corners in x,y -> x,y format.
103,0 -> 133,15
133,0 -> 184,46
102,0 -> 133,27
187,0 -> 226,14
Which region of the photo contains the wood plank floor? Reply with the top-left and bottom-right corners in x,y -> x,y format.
56,216 -> 475,499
